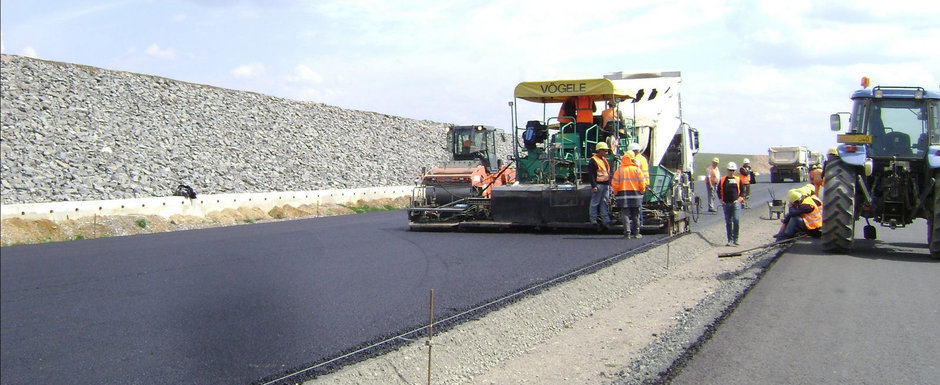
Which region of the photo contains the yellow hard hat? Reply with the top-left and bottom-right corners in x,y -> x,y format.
787,189 -> 804,204
712,157 -> 720,163
622,150 -> 635,160
595,142 -> 610,152
828,146 -> 839,156
802,184 -> 815,195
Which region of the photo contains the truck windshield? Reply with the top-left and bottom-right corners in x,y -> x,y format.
864,99 -> 930,158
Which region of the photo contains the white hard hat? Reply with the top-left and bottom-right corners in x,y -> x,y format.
628,142 -> 641,152
727,161 -> 738,171
743,158 -> 750,164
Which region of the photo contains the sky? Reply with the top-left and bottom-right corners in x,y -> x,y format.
1,0 -> 938,155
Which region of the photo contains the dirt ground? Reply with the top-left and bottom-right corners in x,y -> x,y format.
0,197 -> 411,246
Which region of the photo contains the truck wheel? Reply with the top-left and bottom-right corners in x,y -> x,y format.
821,158 -> 855,252
930,172 -> 940,258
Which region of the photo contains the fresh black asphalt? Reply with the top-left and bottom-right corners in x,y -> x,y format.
1,177 -> 796,384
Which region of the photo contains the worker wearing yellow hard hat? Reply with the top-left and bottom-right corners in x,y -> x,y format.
706,157 -> 721,212
774,188 -> 823,241
588,142 -> 612,231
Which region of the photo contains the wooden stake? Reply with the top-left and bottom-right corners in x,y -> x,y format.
427,289 -> 434,385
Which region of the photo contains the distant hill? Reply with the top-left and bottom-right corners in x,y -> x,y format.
694,152 -> 769,179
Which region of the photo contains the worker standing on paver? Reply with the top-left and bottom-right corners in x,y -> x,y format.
774,189 -> 823,241
612,150 -> 647,239
706,157 -> 721,212
738,158 -> 753,208
718,162 -> 744,246
588,142 -> 612,231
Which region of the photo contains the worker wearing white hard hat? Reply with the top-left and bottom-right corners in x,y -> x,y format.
624,142 -> 650,185
705,157 -> 721,212
717,161 -> 744,246
738,158 -> 754,208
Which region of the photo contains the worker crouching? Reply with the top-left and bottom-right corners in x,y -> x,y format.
612,151 -> 647,238
774,189 -> 823,241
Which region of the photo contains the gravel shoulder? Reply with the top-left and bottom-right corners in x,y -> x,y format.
303,206 -> 786,385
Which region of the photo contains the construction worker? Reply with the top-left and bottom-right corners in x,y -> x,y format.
575,95 -> 597,156
774,188 -> 823,241
801,184 -> 822,207
558,96 -> 576,125
718,161 -> 744,246
809,163 -> 824,195
601,101 -> 623,153
626,143 -> 650,186
612,150 -> 647,238
738,158 -> 753,208
705,157 -> 721,212
588,141 -> 612,231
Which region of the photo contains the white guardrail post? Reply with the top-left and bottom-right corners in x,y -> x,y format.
1,186 -> 414,221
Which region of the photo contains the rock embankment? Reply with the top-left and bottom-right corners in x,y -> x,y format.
0,54 -> 513,205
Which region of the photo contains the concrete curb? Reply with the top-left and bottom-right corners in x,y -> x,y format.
1,186 -> 414,221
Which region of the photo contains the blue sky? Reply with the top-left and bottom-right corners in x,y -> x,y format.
2,0 -> 938,155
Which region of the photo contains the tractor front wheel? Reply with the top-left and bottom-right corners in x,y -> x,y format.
821,158 -> 855,253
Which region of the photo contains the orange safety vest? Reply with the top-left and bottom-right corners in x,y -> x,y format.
706,165 -> 720,185
576,95 -> 594,123
558,97 -> 576,124
592,155 -> 610,182
602,107 -> 620,128
801,196 -> 823,230
739,166 -> 751,185
717,175 -> 741,201
611,163 -> 646,194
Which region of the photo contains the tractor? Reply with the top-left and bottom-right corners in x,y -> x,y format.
823,81 -> 940,258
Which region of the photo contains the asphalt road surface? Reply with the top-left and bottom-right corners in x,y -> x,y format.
0,176 -> 795,385
671,214 -> 940,384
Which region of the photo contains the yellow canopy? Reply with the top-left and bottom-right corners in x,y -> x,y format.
513,78 -> 635,103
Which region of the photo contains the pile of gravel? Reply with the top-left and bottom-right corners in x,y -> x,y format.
0,54 -> 513,205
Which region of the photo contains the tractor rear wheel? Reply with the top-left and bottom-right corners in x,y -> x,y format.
821,158 -> 855,252
930,171 -> 940,258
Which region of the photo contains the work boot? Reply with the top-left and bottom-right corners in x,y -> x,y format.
634,233 -> 642,239
733,240 -> 740,246
726,240 -> 733,246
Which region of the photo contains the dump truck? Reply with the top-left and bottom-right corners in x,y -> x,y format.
408,72 -> 700,233
768,145 -> 811,182
823,80 -> 940,258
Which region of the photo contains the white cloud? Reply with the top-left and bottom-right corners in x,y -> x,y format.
292,64 -> 322,83
231,62 -> 266,79
21,46 -> 38,58
144,43 -> 175,60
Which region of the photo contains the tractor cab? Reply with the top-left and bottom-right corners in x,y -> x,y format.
449,125 -> 499,172
834,86 -> 939,159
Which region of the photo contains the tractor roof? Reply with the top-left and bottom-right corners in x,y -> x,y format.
851,86 -> 940,100
513,78 -> 635,103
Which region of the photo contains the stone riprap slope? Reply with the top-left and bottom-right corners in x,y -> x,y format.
1,54 -> 513,205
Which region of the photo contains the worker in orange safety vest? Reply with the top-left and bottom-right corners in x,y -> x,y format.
774,189 -> 823,241
612,150 -> 647,239
588,142 -> 612,231
705,157 -> 721,212
809,164 -> 824,195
